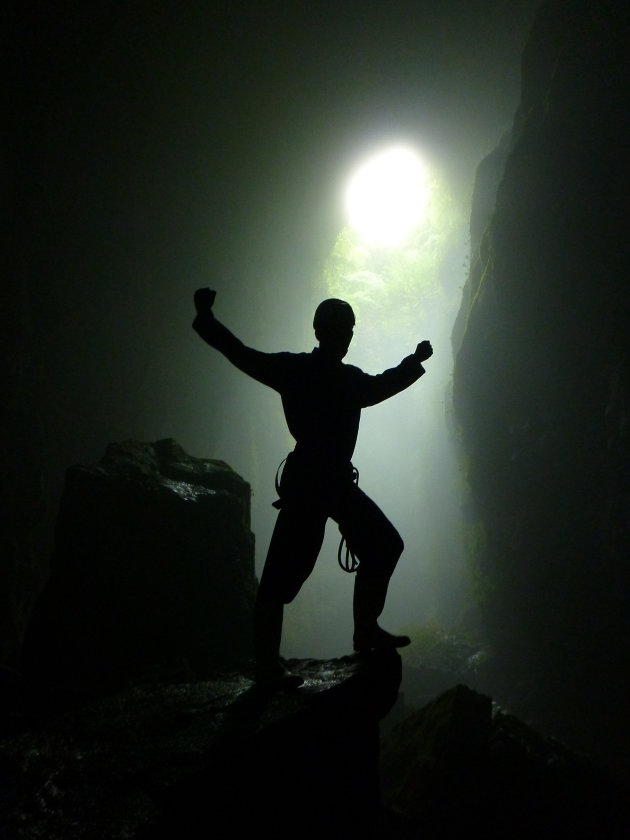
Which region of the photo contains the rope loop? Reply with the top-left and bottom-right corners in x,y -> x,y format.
274,456 -> 288,497
338,465 -> 360,573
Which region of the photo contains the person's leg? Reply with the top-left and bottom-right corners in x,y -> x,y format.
253,600 -> 287,682
255,503 -> 326,686
352,575 -> 410,651
332,486 -> 410,651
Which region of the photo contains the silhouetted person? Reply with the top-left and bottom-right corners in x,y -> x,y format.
193,289 -> 433,688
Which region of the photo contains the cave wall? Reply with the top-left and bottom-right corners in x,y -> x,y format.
453,0 -> 630,676
0,279 -> 46,670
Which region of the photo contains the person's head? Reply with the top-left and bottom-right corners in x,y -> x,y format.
313,298 -> 355,360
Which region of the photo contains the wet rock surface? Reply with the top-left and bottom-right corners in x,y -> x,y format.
0,652 -> 401,839
3,659 -> 628,839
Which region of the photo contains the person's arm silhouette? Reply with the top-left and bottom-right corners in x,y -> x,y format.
414,340 -> 433,362
352,339 -> 433,407
194,287 -> 216,318
192,287 -> 291,391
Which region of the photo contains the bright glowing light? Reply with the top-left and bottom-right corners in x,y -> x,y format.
345,146 -> 429,246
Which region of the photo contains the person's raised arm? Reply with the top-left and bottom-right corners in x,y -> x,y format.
414,340 -> 433,364
192,287 -> 291,391
355,339 -> 433,407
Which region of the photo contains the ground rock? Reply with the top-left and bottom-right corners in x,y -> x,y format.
380,684 -> 630,839
0,651 -> 401,839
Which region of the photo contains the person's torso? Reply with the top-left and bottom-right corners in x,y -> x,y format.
280,350 -> 363,464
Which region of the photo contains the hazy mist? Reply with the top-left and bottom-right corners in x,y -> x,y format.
10,0 -> 542,657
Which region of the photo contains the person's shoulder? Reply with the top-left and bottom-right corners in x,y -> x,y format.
275,351 -> 311,364
271,351 -> 312,375
342,361 -> 366,377
267,350 -> 306,361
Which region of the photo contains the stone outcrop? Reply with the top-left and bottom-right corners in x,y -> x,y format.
380,684 -> 630,838
22,439 -> 256,692
0,652 -> 402,839
3,664 -> 628,839
452,0 -> 630,777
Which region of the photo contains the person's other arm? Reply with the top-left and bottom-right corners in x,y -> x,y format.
192,288 -> 290,391
355,340 -> 433,406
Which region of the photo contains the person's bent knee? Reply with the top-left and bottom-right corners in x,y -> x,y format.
381,531 -> 404,578
256,578 -> 303,606
384,530 -> 404,570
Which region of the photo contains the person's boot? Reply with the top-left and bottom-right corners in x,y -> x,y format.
254,599 -> 303,690
352,574 -> 411,652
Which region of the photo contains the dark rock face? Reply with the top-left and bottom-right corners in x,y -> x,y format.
452,0 -> 630,776
4,654 -> 628,839
0,652 -> 401,839
0,281 -> 45,670
22,439 -> 256,692
381,684 -> 630,838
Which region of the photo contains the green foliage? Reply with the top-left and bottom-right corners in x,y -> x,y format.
321,170 -> 462,367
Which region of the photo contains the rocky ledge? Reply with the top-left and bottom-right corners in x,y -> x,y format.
1,651 -> 400,839
2,654 -> 629,839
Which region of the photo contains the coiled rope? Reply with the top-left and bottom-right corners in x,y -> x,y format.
338,466 -> 360,573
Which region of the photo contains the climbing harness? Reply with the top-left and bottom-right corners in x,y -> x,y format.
272,455 -> 360,573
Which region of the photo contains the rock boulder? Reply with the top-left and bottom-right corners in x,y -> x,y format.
22,439 -> 256,692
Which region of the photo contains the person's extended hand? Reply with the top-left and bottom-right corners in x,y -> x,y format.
415,340 -> 433,362
194,288 -> 216,316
